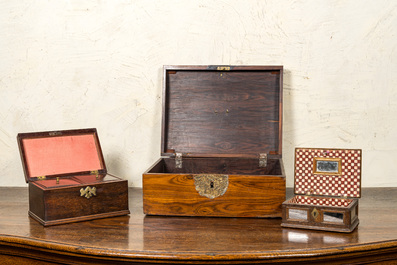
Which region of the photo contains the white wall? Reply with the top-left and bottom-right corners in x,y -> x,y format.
1,0 -> 396,187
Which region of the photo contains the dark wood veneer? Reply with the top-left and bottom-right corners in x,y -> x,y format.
161,66 -> 283,157
17,128 -> 130,226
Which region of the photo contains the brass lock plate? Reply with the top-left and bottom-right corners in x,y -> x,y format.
193,174 -> 228,199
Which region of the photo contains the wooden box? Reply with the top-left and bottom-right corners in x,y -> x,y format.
17,128 -> 130,226
143,65 -> 286,217
281,148 -> 362,232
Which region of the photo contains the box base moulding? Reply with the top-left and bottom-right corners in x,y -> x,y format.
29,209 -> 130,227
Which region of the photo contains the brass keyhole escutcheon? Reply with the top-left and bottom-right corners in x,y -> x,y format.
311,208 -> 320,221
194,174 -> 228,199
80,186 -> 97,199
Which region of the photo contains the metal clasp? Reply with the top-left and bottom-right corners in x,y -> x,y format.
259,153 -> 267,168
49,131 -> 62,136
175,153 -> 182,169
217,66 -> 231,71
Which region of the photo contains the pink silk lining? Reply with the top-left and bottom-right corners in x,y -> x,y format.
23,135 -> 102,178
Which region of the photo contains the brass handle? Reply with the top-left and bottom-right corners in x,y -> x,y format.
80,186 -> 97,199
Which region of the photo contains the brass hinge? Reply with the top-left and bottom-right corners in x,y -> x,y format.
37,176 -> 46,180
91,170 -> 99,180
259,153 -> 267,168
175,153 -> 182,169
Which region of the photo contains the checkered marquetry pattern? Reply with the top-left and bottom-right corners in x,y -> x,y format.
289,195 -> 353,207
294,148 -> 361,198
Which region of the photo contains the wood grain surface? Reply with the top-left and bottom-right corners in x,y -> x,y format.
161,66 -> 283,157
28,177 -> 129,226
143,157 -> 285,217
1,187 -> 397,264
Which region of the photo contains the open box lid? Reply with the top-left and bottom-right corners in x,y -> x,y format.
294,148 -> 362,198
161,65 -> 283,159
17,128 -> 106,183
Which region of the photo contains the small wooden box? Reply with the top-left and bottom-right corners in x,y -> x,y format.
143,65 -> 286,218
281,148 -> 362,232
17,128 -> 130,226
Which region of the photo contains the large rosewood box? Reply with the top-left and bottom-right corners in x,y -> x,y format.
143,65 -> 286,217
18,128 -> 130,226
281,148 -> 362,232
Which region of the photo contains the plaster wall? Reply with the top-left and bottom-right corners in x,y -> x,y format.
1,0 -> 396,187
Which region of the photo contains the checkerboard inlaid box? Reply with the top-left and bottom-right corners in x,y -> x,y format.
281,148 -> 362,233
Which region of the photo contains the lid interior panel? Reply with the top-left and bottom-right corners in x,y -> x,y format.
162,67 -> 282,156
294,148 -> 362,198
20,132 -> 104,180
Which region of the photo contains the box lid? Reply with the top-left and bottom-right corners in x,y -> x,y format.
161,65 -> 283,158
294,148 -> 362,198
17,128 -> 106,183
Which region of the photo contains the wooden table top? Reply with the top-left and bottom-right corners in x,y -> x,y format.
1,187 -> 397,264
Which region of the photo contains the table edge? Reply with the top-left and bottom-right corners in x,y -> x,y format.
1,234 -> 397,263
